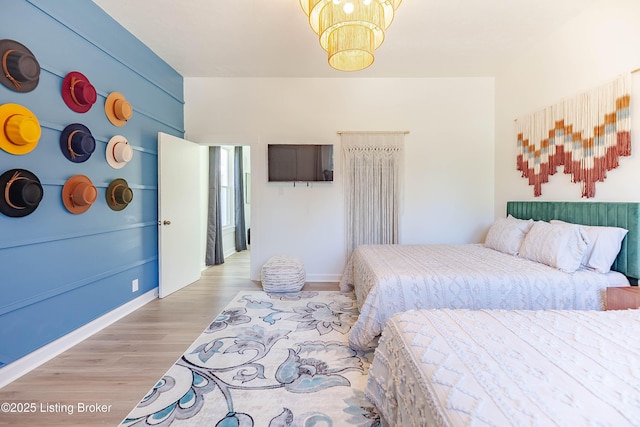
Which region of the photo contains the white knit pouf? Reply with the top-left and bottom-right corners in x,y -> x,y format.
261,256 -> 306,292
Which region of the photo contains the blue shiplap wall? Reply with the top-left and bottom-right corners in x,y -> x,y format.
0,0 -> 184,367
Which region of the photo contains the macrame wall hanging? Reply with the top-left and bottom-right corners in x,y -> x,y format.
341,131 -> 405,259
516,73 -> 631,198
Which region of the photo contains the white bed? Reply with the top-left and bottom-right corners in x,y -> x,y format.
365,308 -> 640,426
340,243 -> 628,350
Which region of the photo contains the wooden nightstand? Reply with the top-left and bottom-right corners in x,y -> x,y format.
605,287 -> 640,310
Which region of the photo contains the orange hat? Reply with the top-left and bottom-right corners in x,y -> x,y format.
104,92 -> 133,127
62,175 -> 97,214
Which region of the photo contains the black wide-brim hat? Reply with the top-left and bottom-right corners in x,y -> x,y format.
0,168 -> 43,217
60,123 -> 96,163
0,39 -> 40,93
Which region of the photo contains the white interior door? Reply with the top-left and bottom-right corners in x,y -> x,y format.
158,132 -> 202,298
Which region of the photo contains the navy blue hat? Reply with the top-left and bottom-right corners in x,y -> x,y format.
60,123 -> 96,163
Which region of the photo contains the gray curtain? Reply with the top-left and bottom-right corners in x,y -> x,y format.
206,146 -> 224,266
234,146 -> 247,251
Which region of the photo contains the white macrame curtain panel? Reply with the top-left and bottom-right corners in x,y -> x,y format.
516,73 -> 631,198
342,132 -> 404,258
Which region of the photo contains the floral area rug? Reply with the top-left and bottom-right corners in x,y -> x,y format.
119,291 -> 381,427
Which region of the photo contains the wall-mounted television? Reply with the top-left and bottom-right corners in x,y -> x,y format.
267,144 -> 334,182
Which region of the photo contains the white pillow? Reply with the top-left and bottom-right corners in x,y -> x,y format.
484,215 -> 534,255
550,220 -> 628,273
518,221 -> 589,273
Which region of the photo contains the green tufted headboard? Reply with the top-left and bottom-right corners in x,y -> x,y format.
506,201 -> 640,280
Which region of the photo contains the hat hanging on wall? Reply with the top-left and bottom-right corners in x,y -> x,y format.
104,92 -> 132,127
0,39 -> 40,93
61,71 -> 97,113
62,174 -> 97,214
0,103 -> 41,155
106,135 -> 133,169
60,123 -> 96,163
0,169 -> 43,217
106,178 -> 133,211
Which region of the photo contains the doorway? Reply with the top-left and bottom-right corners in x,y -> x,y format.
203,144 -> 252,275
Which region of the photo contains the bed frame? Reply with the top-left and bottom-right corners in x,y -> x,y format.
507,201 -> 640,281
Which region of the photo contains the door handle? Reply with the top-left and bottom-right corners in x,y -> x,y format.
163,220 -> 171,225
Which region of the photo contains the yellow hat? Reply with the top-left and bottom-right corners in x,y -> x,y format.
0,103 -> 41,155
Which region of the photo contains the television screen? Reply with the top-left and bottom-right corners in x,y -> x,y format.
268,144 -> 334,182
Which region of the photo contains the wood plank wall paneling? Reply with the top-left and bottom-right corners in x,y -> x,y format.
0,0 -> 183,367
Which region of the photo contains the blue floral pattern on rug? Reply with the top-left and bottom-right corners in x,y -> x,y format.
119,291 -> 380,426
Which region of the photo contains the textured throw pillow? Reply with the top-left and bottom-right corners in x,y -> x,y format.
518,221 -> 589,273
550,220 -> 628,273
484,215 -> 534,255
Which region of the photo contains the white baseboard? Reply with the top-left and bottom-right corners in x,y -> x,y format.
0,288 -> 158,389
306,273 -> 342,283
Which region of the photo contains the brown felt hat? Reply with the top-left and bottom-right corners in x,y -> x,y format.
0,39 -> 40,93
62,175 -> 97,214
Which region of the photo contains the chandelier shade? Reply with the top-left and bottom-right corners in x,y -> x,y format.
299,0 -> 402,72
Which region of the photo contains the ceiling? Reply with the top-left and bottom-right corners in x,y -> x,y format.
92,0 -> 597,78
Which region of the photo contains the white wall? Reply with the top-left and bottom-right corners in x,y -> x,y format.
495,0 -> 640,216
185,77 -> 495,281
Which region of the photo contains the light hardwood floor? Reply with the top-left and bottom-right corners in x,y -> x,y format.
0,251 -> 338,426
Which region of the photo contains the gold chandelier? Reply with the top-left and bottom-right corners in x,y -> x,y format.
299,0 -> 402,72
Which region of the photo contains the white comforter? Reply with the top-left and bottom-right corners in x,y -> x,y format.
366,308 -> 640,426
340,244 -> 613,350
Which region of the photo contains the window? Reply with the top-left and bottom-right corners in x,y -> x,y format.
219,146 -> 234,228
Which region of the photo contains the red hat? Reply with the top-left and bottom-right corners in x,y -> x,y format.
62,71 -> 97,113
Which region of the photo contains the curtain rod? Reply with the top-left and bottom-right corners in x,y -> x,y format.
632,67 -> 640,74
336,130 -> 410,135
